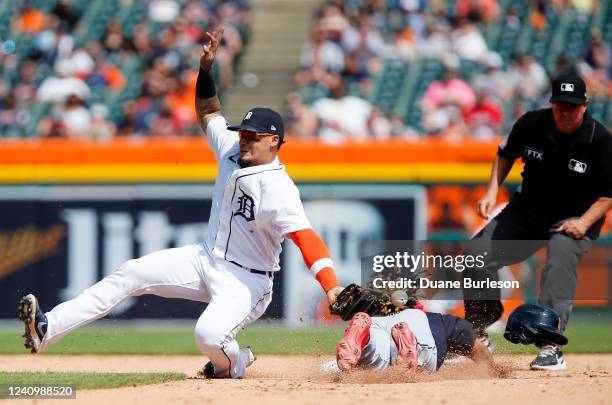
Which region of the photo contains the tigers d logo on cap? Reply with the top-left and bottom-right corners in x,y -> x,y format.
227,107 -> 285,138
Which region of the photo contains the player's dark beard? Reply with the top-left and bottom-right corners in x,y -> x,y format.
238,158 -> 252,168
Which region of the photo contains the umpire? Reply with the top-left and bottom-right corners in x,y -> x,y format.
463,74 -> 612,371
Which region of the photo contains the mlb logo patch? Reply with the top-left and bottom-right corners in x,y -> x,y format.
568,159 -> 587,173
560,83 -> 574,92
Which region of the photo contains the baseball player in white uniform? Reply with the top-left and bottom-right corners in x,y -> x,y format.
336,309 -> 495,374
18,28 -> 343,379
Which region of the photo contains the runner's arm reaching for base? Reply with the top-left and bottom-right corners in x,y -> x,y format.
444,316 -> 498,374
467,338 -> 503,376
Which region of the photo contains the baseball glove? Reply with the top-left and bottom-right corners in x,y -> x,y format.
329,283 -> 414,321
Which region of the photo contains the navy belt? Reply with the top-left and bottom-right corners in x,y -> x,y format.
228,260 -> 273,278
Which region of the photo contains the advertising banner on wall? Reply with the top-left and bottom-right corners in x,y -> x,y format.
0,184 -> 426,321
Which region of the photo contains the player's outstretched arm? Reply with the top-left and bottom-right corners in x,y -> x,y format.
287,229 -> 343,304
195,28 -> 224,131
468,338 -> 497,373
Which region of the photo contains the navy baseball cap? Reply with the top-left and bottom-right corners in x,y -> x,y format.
549,74 -> 587,105
227,107 -> 285,138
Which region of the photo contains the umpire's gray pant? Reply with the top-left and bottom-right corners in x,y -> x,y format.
463,202 -> 592,333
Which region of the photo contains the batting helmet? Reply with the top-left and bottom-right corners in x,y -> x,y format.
504,304 -> 568,346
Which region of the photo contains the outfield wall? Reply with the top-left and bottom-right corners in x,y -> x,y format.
0,138 -> 610,321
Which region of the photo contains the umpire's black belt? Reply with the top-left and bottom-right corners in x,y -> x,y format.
228,260 -> 273,278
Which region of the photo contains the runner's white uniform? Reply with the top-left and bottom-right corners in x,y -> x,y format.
39,115 -> 312,378
360,309 -> 438,372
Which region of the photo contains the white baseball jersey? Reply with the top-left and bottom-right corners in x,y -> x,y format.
205,115 -> 312,271
39,114 -> 304,380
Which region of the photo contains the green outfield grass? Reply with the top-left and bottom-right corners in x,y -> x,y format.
0,326 -> 344,355
493,322 -> 612,354
0,371 -> 186,389
1,320 -> 611,355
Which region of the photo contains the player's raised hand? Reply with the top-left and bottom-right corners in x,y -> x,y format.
200,27 -> 224,71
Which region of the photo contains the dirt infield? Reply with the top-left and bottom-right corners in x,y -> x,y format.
2,354 -> 611,405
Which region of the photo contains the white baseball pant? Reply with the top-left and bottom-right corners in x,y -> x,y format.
40,244 -> 273,378
358,310 -> 438,372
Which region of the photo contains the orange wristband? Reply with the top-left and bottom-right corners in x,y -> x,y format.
315,267 -> 340,292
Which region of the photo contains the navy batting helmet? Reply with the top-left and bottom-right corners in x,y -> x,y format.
504,304 -> 568,346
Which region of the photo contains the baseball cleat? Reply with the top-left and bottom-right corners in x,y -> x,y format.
17,294 -> 47,353
530,345 -> 567,370
198,346 -> 256,378
391,322 -> 419,373
241,346 -> 256,368
200,361 -> 216,378
336,312 -> 371,371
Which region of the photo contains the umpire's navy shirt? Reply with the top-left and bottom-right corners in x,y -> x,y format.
498,108 -> 612,236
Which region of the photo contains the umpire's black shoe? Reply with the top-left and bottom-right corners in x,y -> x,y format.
530,345 -> 567,370
17,294 -> 47,353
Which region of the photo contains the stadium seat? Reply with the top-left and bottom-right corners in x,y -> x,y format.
371,59 -> 407,112
393,59 -> 422,120
0,0 -> 18,40
24,102 -> 52,137
459,59 -> 482,81
588,98 -> 606,123
1,0 -> 610,138
74,0 -> 118,47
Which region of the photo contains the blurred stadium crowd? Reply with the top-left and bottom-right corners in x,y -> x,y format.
0,0 -> 610,140
288,0 -> 611,143
0,0 -> 250,138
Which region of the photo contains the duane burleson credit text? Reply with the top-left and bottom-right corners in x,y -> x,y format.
371,277 -> 520,290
